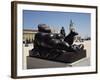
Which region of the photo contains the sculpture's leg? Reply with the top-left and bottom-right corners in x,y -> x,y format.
47,49 -> 62,59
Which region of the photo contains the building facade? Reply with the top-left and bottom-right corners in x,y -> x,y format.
23,29 -> 38,43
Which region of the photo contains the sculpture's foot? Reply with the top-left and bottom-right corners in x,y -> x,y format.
71,44 -> 84,51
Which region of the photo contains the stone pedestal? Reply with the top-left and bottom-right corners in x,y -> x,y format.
27,56 -> 71,69
27,55 -> 89,69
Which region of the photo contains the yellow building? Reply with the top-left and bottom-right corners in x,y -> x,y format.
23,29 -> 38,43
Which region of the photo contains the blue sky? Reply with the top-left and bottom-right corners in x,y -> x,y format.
23,10 -> 91,38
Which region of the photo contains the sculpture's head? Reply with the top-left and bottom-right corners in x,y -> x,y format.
38,24 -> 51,33
70,30 -> 78,37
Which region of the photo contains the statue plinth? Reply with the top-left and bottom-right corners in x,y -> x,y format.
29,49 -> 86,63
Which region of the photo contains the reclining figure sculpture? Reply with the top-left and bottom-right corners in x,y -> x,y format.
29,24 -> 86,63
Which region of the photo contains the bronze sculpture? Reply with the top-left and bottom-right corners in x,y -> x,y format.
29,24 -> 86,63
